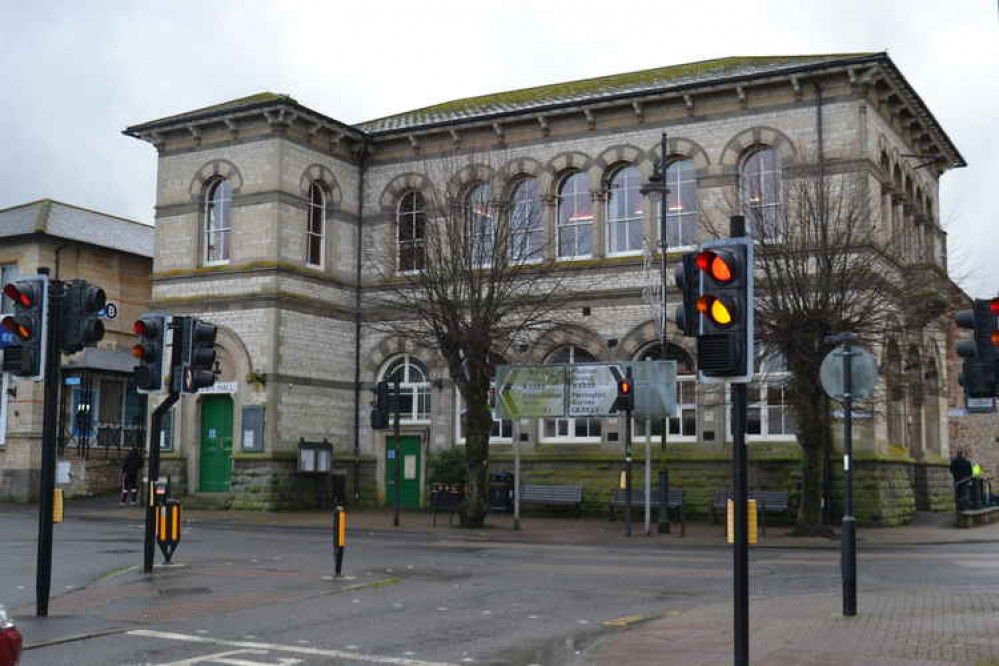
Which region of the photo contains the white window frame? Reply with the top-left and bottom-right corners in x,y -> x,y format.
740,148 -> 781,239
509,178 -> 543,263
397,191 -> 427,273
726,354 -> 797,442
203,178 -> 232,266
306,181 -> 326,269
606,166 -> 644,256
658,159 -> 699,249
455,383 -> 513,444
541,346 -> 602,443
379,354 -> 431,423
557,172 -> 593,260
634,374 -> 698,442
468,183 -> 494,266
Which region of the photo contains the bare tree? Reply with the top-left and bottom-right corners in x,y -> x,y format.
370,152 -> 568,527
709,155 -> 947,534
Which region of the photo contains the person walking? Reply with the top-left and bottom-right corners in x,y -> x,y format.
120,447 -> 143,506
950,448 -> 974,510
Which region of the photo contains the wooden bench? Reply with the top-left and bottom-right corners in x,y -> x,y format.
712,490 -> 793,535
608,488 -> 685,535
427,490 -> 463,527
520,484 -> 583,517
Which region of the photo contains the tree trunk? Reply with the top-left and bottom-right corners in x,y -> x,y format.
461,402 -> 492,528
790,360 -> 835,537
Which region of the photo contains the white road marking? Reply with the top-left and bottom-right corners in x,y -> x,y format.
158,648 -> 303,665
129,630 -> 461,666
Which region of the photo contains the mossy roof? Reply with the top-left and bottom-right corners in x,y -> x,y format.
126,92 -> 297,133
356,53 -> 881,133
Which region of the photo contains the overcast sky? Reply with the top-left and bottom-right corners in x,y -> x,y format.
1,0 -> 995,297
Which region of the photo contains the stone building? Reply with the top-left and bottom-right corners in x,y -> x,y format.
124,52 -> 964,523
0,200 -> 153,501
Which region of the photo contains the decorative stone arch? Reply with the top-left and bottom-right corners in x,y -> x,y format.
905,343 -> 924,457
921,342 -> 942,458
633,340 -> 697,374
445,162 -> 498,201
529,324 -> 607,364
594,144 -> 646,187
211,324 -> 254,385
364,336 -> 446,383
497,157 -> 550,199
188,159 -> 244,201
719,127 -> 796,168
891,163 -> 904,191
546,151 -> 595,196
648,137 -> 711,172
298,164 -> 343,210
378,172 -> 437,214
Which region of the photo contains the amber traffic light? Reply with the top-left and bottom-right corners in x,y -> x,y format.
694,234 -> 754,382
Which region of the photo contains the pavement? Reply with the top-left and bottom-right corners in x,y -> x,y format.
8,496 -> 999,665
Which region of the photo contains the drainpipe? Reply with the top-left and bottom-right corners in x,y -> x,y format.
352,141 -> 370,502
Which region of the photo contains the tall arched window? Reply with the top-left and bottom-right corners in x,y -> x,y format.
456,354 -> 512,443
379,355 -> 431,422
557,172 -> 592,259
204,177 -> 232,265
509,178 -> 542,261
633,343 -> 697,441
542,346 -> 601,441
398,192 -> 426,272
306,181 -> 326,268
467,183 -> 494,265
606,166 -> 644,255
740,148 -> 780,238
662,159 -> 698,248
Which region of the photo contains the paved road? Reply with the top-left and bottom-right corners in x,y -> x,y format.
3,506 -> 998,665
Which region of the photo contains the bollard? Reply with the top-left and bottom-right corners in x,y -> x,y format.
155,499 -> 182,563
52,489 -> 64,523
727,499 -> 758,545
333,505 -> 346,577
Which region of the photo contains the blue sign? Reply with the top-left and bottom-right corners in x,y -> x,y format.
64,376 -> 82,386
0,329 -> 17,349
99,302 -> 118,320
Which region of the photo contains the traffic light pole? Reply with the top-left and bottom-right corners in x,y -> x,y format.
732,381 -> 749,666
841,343 -> 857,616
625,404 -> 633,538
143,324 -> 181,574
35,269 -> 60,617
393,378 -> 401,528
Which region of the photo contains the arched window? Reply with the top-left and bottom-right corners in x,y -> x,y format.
509,178 -> 542,261
204,177 -> 232,265
740,148 -> 781,237
606,166 -> 644,255
467,183 -> 494,265
379,355 -> 430,422
398,192 -> 426,272
633,343 -> 697,441
542,346 -> 601,441
306,181 -> 326,268
662,160 -> 698,248
557,172 -> 592,259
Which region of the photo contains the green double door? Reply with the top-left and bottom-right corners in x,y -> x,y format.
199,396 -> 233,492
386,436 -> 421,508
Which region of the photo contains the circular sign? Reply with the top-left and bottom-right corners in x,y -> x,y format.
820,346 -> 878,402
102,302 -> 118,320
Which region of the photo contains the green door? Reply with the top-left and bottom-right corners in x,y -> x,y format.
386,436 -> 421,508
199,396 -> 234,492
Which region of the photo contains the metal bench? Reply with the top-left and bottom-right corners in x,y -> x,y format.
520,484 -> 583,517
712,489 -> 793,535
427,490 -> 463,527
608,488 -> 684,535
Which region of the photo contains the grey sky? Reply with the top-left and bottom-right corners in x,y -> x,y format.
1,0 -> 995,297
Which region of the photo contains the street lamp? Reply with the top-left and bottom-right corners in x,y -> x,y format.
640,132 -> 671,533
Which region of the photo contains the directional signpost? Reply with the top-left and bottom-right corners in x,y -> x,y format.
568,364 -> 626,417
495,365 -> 568,419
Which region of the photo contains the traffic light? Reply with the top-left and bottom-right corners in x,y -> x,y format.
60,280 -> 106,354
614,374 -> 634,413
1,275 -> 49,380
180,317 -> 217,393
370,380 -> 391,430
132,314 -> 170,394
673,252 -> 699,337
694,237 -> 754,382
955,298 -> 999,400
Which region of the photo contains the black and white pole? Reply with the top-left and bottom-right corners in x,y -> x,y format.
35,269 -> 60,617
730,214 -> 749,666
841,342 -> 857,616
624,401 -> 633,538
393,378 -> 402,528
144,319 -> 180,574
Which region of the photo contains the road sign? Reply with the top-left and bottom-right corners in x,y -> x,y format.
631,360 -> 677,418
495,365 -> 568,419
820,345 -> 877,401
568,364 -> 626,417
967,396 -> 996,414
99,302 -> 118,319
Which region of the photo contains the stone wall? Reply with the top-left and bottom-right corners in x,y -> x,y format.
914,462 -> 953,512
228,456 -> 377,510
62,457 -> 122,499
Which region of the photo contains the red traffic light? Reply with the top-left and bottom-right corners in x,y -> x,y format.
695,250 -> 736,284
133,320 -> 146,336
991,298 -> 999,316
3,283 -> 33,308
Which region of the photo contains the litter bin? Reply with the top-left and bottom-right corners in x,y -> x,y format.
488,472 -> 514,513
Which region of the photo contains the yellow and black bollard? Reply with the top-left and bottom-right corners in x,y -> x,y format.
333,505 -> 347,577
155,499 -> 182,563
726,499 -> 758,545
52,489 -> 64,523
